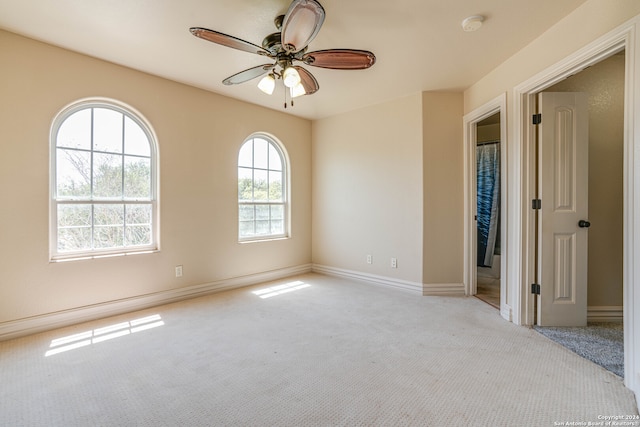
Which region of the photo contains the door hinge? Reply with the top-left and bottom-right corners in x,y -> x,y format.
532,199 -> 542,210
532,113 -> 542,125
531,283 -> 541,295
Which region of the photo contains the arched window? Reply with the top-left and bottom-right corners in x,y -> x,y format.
50,99 -> 158,260
238,134 -> 288,241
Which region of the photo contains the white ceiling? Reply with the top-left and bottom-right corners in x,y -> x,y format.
0,0 -> 586,120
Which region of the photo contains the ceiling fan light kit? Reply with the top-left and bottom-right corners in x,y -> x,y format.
282,66 -> 302,87
189,0 -> 376,108
257,74 -> 276,95
290,81 -> 307,98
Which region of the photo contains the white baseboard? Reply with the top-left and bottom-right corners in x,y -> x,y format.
0,263 -> 313,342
501,304 -> 513,322
422,283 -> 465,296
587,305 -> 623,322
311,264 -> 423,294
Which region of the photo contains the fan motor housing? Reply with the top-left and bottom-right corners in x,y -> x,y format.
262,32 -> 282,55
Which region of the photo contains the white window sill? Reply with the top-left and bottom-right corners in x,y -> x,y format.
50,249 -> 160,263
238,236 -> 290,244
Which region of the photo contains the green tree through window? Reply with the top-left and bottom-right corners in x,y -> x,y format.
238,135 -> 287,240
51,101 -> 157,259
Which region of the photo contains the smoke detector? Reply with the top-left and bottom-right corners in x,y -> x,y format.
462,15 -> 484,32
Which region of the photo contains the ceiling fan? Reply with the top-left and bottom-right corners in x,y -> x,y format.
189,0 -> 376,107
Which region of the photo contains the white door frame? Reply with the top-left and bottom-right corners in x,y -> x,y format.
463,94 -> 509,320
512,17 -> 639,395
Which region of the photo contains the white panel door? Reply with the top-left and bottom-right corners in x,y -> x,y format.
538,92 -> 589,326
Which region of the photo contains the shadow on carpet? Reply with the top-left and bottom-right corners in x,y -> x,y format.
534,322 -> 623,377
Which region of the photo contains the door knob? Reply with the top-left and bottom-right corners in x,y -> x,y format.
578,220 -> 591,228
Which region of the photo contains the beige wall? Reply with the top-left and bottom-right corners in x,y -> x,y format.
311,92 -> 465,288
422,93 -> 464,285
0,30 -> 312,323
546,54 -> 625,306
311,94 -> 424,283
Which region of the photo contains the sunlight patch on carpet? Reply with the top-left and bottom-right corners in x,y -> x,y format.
252,280 -> 311,299
45,314 -> 164,357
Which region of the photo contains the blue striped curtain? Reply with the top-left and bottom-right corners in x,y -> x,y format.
477,142 -> 500,267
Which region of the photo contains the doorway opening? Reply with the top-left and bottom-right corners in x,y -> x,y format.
463,94 -> 508,320
537,51 -> 625,325
531,51 -> 625,376
475,112 -> 502,310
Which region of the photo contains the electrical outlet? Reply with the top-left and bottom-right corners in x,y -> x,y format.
366,254 -> 373,264
175,265 -> 183,277
391,258 -> 397,268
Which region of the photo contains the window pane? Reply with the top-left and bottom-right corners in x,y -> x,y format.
239,205 -> 254,222
271,204 -> 284,220
256,205 -> 270,235
238,167 -> 253,202
125,204 -> 152,245
253,169 -> 268,201
57,204 -> 92,251
238,141 -> 253,168
93,108 -> 123,153
94,226 -> 124,248
124,116 -> 150,156
268,144 -> 282,171
94,204 -> 124,225
57,109 -> 91,150
271,220 -> 284,235
253,138 -> 268,169
94,204 -> 124,248
255,220 -> 270,235
271,205 -> 284,235
269,171 -> 282,201
58,227 -> 92,252
239,205 -> 254,238
58,204 -> 92,227
255,206 -> 270,235
256,205 -> 269,220
239,221 -> 254,237
56,148 -> 91,198
126,225 -> 151,246
124,156 -> 151,198
94,153 -> 123,198
126,204 -> 151,224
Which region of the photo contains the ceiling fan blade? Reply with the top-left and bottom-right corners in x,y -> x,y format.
281,0 -> 325,53
222,64 -> 274,85
303,49 -> 376,69
190,27 -> 270,56
294,66 -> 319,95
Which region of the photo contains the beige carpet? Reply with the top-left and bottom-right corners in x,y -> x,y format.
0,273 -> 636,426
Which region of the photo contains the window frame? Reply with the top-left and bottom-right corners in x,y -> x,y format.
49,98 -> 159,261
237,133 -> 290,242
